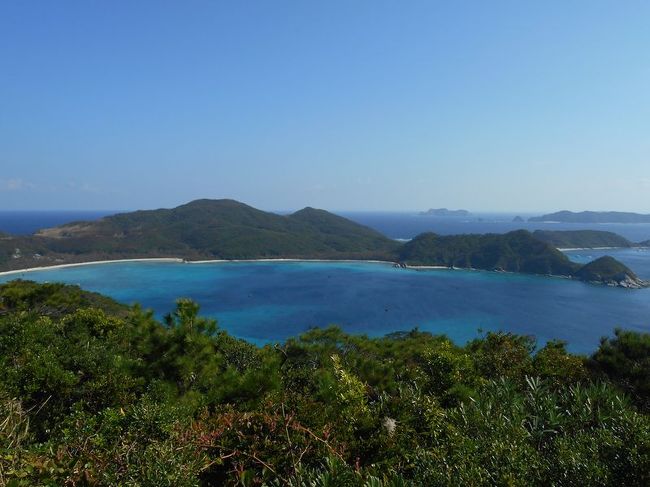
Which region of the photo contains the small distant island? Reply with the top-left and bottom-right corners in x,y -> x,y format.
419,208 -> 470,217
529,210 -> 650,223
0,199 -> 646,288
512,216 -> 525,222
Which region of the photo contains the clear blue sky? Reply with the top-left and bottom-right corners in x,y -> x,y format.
1,1 -> 649,212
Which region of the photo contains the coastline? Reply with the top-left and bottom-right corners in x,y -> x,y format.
0,257 -> 455,277
0,257 -> 643,289
559,246 -> 623,251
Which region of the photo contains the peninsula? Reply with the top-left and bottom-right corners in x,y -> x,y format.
0,199 -> 645,288
529,210 -> 650,223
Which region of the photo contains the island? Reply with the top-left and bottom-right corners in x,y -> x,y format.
0,199 -> 645,288
529,210 -> 650,223
512,216 -> 525,222
419,208 -> 470,217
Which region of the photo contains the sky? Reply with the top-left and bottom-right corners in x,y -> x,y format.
1,1 -> 649,212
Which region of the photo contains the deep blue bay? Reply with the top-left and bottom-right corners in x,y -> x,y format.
2,260 -> 649,354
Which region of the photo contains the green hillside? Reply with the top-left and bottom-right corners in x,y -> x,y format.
532,230 -> 633,249
4,199 -> 396,267
397,230 -> 580,276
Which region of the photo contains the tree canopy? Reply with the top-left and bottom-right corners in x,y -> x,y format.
1,280 -> 649,485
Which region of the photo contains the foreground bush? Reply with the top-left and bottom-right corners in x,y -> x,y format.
0,280 -> 648,486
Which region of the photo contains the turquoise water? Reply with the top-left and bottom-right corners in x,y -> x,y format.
2,260 -> 649,354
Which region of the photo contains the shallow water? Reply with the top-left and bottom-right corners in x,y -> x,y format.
2,260 -> 649,354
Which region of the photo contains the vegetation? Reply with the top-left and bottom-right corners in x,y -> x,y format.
532,230 -> 634,249
529,210 -> 650,223
1,280 -> 649,485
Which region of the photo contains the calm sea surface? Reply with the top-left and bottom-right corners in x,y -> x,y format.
2,260 -> 648,354
0,211 -> 118,235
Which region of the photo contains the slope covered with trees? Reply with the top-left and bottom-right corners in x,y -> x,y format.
398,230 -> 579,275
0,280 -> 648,485
532,230 -> 634,249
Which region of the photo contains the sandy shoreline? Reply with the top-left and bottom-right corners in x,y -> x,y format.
0,258 -> 185,277
0,257 -> 442,277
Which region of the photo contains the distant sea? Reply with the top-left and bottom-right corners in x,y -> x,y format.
0,211 -> 118,235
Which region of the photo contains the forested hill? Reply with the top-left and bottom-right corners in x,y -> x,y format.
396,230 -> 646,288
36,199 -> 396,257
397,230 -> 579,276
0,199 -> 398,269
532,230 -> 634,249
1,280 -> 649,485
529,210 -> 650,223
